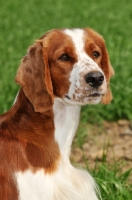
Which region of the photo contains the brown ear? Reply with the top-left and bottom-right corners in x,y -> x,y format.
101,45 -> 114,104
15,42 -> 53,113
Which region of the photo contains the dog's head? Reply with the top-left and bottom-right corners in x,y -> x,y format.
15,28 -> 114,112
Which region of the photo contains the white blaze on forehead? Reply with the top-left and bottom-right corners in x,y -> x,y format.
63,29 -> 85,57
63,29 -> 100,69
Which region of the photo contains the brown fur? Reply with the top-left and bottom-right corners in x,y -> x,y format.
0,89 -> 60,198
0,89 -> 60,167
39,30 -> 78,97
15,42 -> 53,113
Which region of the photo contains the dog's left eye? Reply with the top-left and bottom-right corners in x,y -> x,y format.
59,54 -> 70,61
93,51 -> 100,58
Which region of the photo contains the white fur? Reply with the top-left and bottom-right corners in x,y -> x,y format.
16,161 -> 99,200
53,98 -> 80,155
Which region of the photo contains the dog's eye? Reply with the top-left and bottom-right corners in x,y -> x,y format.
59,54 -> 70,61
93,51 -> 100,58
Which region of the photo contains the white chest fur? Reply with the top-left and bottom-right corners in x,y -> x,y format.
16,163 -> 99,200
16,99 -> 99,200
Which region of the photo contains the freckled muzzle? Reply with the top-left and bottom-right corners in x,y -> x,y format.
85,71 -> 104,88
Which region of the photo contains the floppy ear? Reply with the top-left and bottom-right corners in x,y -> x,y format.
101,45 -> 114,104
15,42 -> 53,113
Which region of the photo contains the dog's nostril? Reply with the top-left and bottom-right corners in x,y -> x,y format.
85,71 -> 104,87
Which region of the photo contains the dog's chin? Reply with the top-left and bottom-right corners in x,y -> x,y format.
63,94 -> 103,106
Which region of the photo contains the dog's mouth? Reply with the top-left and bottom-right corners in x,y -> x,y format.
65,93 -> 102,100
63,92 -> 105,105
65,95 -> 71,99
88,93 -> 101,97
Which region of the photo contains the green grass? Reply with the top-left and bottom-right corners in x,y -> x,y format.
0,0 -> 132,198
75,125 -> 132,200
93,160 -> 132,200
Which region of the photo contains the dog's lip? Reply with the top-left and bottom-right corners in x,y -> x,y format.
88,93 -> 101,97
65,95 -> 71,99
65,93 -> 103,99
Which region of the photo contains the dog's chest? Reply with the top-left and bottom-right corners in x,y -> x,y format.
16,170 -> 54,200
16,161 -> 98,200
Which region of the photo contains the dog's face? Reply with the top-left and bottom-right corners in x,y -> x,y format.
15,28 -> 114,112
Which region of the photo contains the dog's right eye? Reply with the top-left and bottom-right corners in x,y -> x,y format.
59,54 -> 70,61
93,51 -> 100,58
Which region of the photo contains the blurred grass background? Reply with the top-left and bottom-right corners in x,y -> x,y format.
0,0 -> 132,121
0,0 -> 132,199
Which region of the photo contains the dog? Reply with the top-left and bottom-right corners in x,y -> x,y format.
0,28 -> 114,200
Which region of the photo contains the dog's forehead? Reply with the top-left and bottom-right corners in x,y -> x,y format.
42,28 -> 105,62
61,29 -> 103,59
63,29 -> 85,53
42,29 -> 76,54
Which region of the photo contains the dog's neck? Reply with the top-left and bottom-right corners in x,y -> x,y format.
1,89 -> 81,156
53,98 -> 81,157
14,90 -> 81,159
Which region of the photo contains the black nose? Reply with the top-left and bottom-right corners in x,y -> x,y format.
85,71 -> 104,87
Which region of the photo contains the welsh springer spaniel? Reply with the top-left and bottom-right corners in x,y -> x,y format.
0,28 -> 114,200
